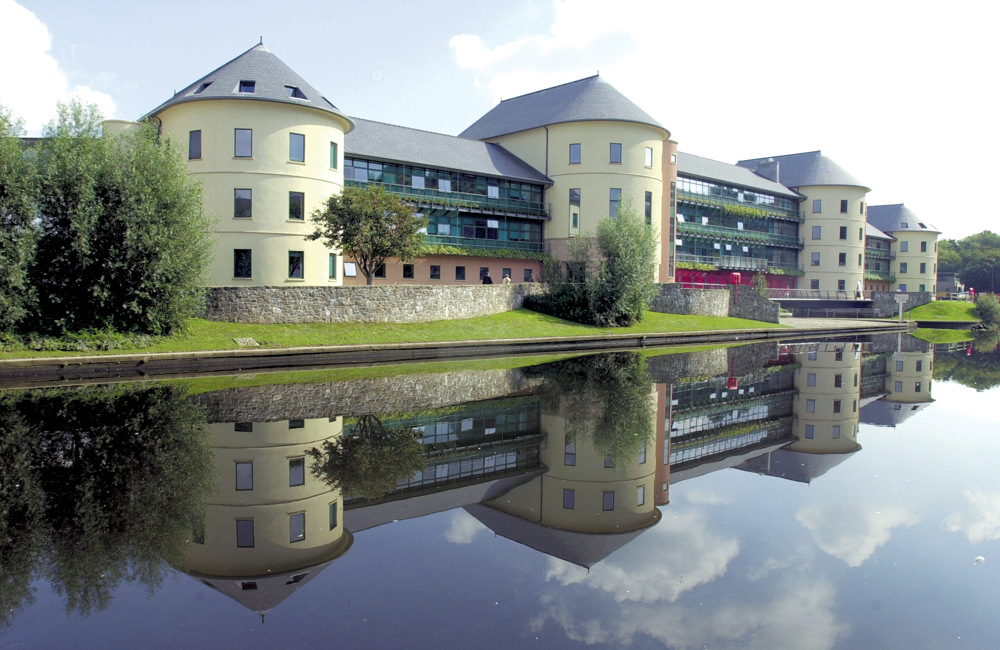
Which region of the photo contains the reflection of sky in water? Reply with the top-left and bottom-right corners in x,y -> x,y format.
5,367 -> 1000,649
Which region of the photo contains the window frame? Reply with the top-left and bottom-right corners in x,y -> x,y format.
188,130 -> 202,160
288,191 -> 305,221
609,188 -> 622,218
645,147 -> 653,167
234,188 -> 252,219
236,519 -> 255,548
235,462 -> 253,491
330,141 -> 339,169
569,143 -> 581,164
289,512 -> 306,543
234,249 -> 252,279
812,199 -> 822,213
289,132 -> 305,163
288,251 -> 305,279
840,199 -> 848,213
329,253 -> 337,280
289,457 -> 306,487
234,128 -> 252,158
610,143 -> 622,164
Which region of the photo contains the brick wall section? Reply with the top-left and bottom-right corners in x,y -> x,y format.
200,368 -> 540,423
648,284 -> 779,324
871,291 -> 932,318
204,284 -> 546,324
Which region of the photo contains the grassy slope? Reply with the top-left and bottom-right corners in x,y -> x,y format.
912,328 -> 974,344
906,301 -> 980,322
0,309 -> 784,360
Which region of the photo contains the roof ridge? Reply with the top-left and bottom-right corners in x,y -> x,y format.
739,150 -> 822,162
351,116 -> 485,143
174,42 -> 264,96
498,74 -> 600,103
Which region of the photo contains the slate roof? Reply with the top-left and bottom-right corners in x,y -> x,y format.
145,44 -> 353,129
737,151 -> 870,191
867,204 -> 940,234
459,75 -> 666,140
866,223 -> 894,241
860,398 -> 933,427
345,118 -> 550,184
677,152 -> 800,198
734,448 -> 858,484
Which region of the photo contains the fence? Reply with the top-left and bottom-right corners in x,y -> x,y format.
788,308 -> 879,319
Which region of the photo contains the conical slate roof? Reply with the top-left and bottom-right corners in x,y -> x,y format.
737,151 -> 870,191
145,43 -> 353,130
459,75 -> 666,140
734,447 -> 858,484
867,204 -> 940,234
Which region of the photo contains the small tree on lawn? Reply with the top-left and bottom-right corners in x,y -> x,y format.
308,184 -> 427,285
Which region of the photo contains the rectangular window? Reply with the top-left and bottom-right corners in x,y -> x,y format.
430,265 -> 441,280
570,188 -> 581,230
895,381 -> 903,392
805,425 -> 814,439
840,199 -> 848,213
234,129 -> 252,158
329,503 -> 338,530
610,189 -> 621,217
289,133 -> 305,162
610,143 -> 622,164
236,462 -> 253,491
290,513 -> 305,543
812,199 -> 822,213
900,262 -> 908,273
853,399 -> 858,413
645,191 -> 652,224
916,360 -> 923,371
603,492 -> 615,511
645,147 -> 653,167
920,241 -> 927,252
920,263 -> 926,274
854,374 -> 859,387
839,226 -> 847,240
289,191 -> 305,220
834,374 -> 842,387
236,519 -> 254,548
808,351 -> 818,361
329,253 -> 337,279
833,426 -> 841,439
806,399 -> 815,413
235,422 -> 253,432
455,266 -> 466,281
838,279 -> 846,291
524,268 -> 534,282
239,80 -> 256,93
330,142 -> 338,169
835,350 -> 843,361
639,443 -> 647,464
833,400 -> 841,414
289,458 -> 305,486
288,251 -> 304,279
479,267 -> 490,281
859,254 -> 863,267
637,485 -> 646,506
839,253 -> 847,266
234,249 -> 252,279
569,143 -> 581,164
564,434 -> 576,466
811,252 -> 820,266
807,373 -> 816,387
234,189 -> 252,218
403,264 -> 414,279
859,227 -> 864,241
861,201 -> 865,215
189,130 -> 202,159
289,419 -> 304,429
901,241 -> 909,252
374,263 -> 386,279
899,284 -> 907,291
896,360 -> 904,371
604,456 -> 614,469
810,279 -> 820,290
563,488 -> 575,509
812,226 -> 822,239
915,382 -> 922,392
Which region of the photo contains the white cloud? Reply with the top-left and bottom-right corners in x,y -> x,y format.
943,491 -> 1000,544
443,510 -> 488,545
797,503 -> 920,568
546,509 -> 739,603
0,0 -> 115,134
684,488 -> 734,506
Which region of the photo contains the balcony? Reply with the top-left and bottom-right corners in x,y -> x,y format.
676,253 -> 803,273
677,220 -> 803,249
422,233 -> 544,253
865,246 -> 895,260
677,188 -> 803,222
346,179 -> 549,218
865,270 -> 896,283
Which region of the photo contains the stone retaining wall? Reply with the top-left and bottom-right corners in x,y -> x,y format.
872,291 -> 933,318
648,284 -> 780,324
204,283 -> 546,324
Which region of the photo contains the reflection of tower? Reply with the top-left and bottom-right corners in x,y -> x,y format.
861,340 -> 935,427
791,344 -> 862,454
467,389 -> 662,568
182,418 -> 352,618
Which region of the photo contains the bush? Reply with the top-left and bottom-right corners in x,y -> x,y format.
0,105 -> 38,332
975,293 -> 1000,326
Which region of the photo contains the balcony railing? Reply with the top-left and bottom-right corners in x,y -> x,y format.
422,234 -> 544,252
677,188 -> 804,222
865,247 -> 895,259
677,220 -> 803,249
865,271 -> 896,282
766,288 -> 874,300
677,253 -> 803,273
346,179 -> 550,218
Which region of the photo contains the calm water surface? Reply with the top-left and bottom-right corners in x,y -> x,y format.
2,336 -> 999,649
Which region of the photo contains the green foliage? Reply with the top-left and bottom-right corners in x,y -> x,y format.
527,199 -> 658,326
309,184 -> 427,284
934,349 -> 1000,390
417,243 -> 551,262
960,258 -> 1000,294
308,414 -> 426,500
750,271 -> 768,298
0,384 -> 213,624
0,328 -> 154,353
975,293 -> 1000,326
676,261 -> 715,271
938,231 -> 1000,280
0,105 -> 39,331
18,100 -> 214,335
526,352 -> 654,465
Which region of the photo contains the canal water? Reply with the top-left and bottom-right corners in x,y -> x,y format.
2,334 -> 999,649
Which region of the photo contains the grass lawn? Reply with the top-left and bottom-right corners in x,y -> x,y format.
912,328 -> 974,344
905,301 -> 980,322
0,309 -> 784,360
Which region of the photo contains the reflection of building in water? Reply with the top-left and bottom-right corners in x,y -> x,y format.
790,343 -> 862,454
861,337 -> 935,427
181,418 -> 353,619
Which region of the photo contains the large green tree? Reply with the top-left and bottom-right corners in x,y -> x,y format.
308,184 -> 426,284
0,105 -> 38,331
29,100 -> 214,335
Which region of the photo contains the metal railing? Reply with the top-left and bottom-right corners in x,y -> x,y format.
677,253 -> 803,272
865,247 -> 895,259
767,288 -> 874,300
677,188 -> 804,221
676,221 -> 803,249
423,234 -> 544,252
788,307 -> 879,318
345,179 -> 550,218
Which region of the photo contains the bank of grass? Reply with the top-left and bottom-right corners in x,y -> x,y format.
912,328 -> 975,344
905,301 -> 980,322
0,309 -> 784,360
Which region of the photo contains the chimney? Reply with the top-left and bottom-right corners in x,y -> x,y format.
754,158 -> 779,183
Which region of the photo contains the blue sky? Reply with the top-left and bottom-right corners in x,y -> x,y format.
2,0 -> 997,238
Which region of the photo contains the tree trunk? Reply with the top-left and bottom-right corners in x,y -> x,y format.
365,272 -> 373,285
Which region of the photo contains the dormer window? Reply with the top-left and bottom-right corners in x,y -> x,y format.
285,85 -> 307,99
193,82 -> 212,95
900,222 -> 908,228
919,222 -> 927,229
239,80 -> 255,93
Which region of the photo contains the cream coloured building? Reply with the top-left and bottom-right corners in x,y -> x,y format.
868,204 -> 941,293
791,343 -> 862,455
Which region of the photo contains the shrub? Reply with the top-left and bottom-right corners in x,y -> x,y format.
0,105 -> 38,332
975,293 -> 1000,326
